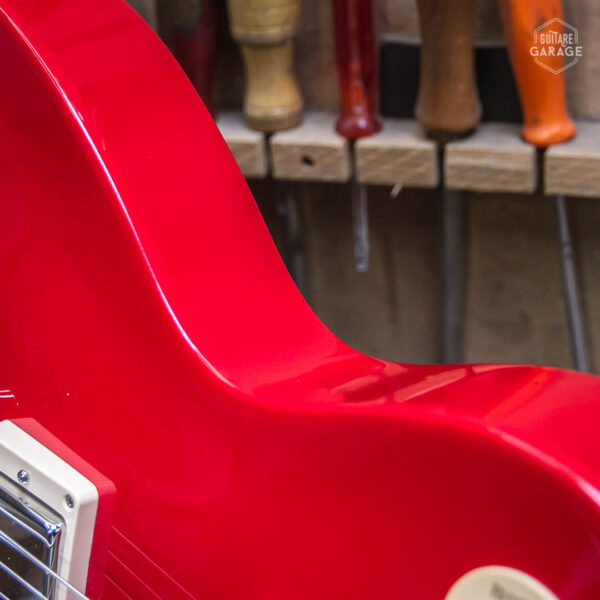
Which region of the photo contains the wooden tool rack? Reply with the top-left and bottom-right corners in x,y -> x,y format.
218,111 -> 599,199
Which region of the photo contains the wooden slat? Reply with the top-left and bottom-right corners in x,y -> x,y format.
445,123 -> 537,194
355,119 -> 438,188
545,121 -> 600,198
270,112 -> 351,182
217,111 -> 268,179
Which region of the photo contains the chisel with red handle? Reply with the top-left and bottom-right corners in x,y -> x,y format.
332,0 -> 382,272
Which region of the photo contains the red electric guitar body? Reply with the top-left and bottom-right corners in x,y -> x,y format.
1,1 -> 600,599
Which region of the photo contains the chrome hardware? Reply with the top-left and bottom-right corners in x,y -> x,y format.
0,476 -> 91,599
0,421 -> 99,600
0,524 -> 89,600
0,475 -> 62,599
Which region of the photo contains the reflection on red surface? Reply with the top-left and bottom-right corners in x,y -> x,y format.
1,1 -> 600,598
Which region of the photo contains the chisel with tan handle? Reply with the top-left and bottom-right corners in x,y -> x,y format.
332,0 -> 382,272
226,0 -> 303,132
499,0 -> 589,371
415,0 -> 480,363
226,0 -> 306,292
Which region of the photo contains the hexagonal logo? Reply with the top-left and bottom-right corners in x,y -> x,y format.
530,18 -> 583,74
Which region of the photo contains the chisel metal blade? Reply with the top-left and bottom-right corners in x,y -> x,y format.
554,195 -> 592,372
352,178 -> 370,273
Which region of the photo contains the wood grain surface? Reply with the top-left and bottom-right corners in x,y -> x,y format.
355,119 -> 438,187
546,121 -> 600,198
270,112 -> 351,181
446,123 -> 536,194
217,111 -> 268,178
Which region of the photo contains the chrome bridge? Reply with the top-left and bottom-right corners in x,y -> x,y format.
0,474 -> 63,599
0,421 -> 100,600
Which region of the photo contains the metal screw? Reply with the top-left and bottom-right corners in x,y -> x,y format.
17,470 -> 29,484
64,494 -> 75,509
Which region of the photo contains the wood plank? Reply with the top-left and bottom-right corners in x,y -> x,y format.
217,111 -> 268,178
545,121 -> 600,198
298,185 -> 440,364
446,123 -> 537,194
465,193 -> 571,368
572,197 -> 600,371
564,2 -> 600,119
270,112 -> 351,182
355,119 -> 438,188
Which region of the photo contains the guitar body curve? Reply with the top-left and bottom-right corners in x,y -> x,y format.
0,1 -> 600,598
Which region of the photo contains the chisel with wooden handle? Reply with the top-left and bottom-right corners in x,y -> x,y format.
499,0 -> 589,371
415,0 -> 481,142
331,0 -> 382,272
226,0 -> 306,292
226,0 -> 303,132
415,0 -> 480,363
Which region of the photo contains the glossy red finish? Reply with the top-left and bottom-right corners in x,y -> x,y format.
2,1 -> 600,599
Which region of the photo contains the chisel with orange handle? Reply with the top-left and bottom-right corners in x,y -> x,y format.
499,0 -> 590,371
498,0 -> 575,148
331,0 -> 382,272
415,0 -> 480,363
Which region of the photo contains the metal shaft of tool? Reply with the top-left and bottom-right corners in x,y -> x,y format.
554,195 -> 591,372
276,180 -> 307,296
441,181 -> 464,364
352,176 -> 370,273
439,146 -> 465,364
349,143 -> 370,273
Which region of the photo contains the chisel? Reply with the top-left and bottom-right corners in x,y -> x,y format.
415,0 -> 481,363
225,0 -> 303,132
226,0 -> 306,291
331,0 -> 382,273
499,0 -> 590,371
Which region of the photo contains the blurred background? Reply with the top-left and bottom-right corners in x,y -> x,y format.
125,0 -> 600,372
